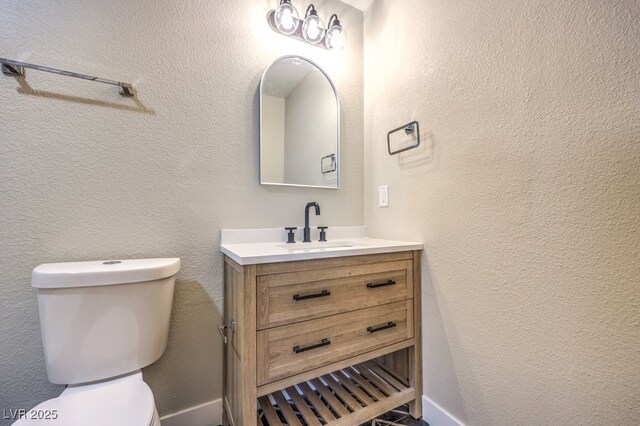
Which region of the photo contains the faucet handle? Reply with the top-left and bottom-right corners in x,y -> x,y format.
285,227 -> 297,244
317,226 -> 328,242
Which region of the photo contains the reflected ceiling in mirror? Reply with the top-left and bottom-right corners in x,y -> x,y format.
260,56 -> 339,189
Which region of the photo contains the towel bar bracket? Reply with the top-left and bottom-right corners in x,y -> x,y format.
2,63 -> 23,77
119,84 -> 135,97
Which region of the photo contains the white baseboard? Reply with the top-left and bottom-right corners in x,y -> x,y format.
422,395 -> 465,426
160,399 -> 223,426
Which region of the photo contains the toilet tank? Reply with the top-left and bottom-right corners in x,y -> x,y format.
32,258 -> 181,385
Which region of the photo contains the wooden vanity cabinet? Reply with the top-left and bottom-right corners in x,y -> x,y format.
222,251 -> 422,426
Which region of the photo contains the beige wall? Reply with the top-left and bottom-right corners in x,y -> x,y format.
0,0 -> 363,421
261,95 -> 286,183
364,0 -> 639,425
285,70 -> 339,186
3,0 -> 638,424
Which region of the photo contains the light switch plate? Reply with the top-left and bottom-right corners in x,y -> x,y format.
378,185 -> 389,207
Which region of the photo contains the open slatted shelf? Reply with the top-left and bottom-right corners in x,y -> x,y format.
257,361 -> 416,425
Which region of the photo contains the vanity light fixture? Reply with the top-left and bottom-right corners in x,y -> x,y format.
267,1 -> 346,50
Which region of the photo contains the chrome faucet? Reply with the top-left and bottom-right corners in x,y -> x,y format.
303,202 -> 321,242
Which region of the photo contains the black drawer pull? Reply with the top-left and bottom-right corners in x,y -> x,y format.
367,321 -> 397,333
293,290 -> 331,301
293,338 -> 331,353
366,280 -> 396,289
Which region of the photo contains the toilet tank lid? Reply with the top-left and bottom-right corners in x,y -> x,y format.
32,258 -> 181,289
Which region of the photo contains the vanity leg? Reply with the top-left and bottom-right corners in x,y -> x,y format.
409,250 -> 423,419
408,344 -> 422,418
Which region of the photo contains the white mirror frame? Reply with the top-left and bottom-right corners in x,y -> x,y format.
259,55 -> 340,189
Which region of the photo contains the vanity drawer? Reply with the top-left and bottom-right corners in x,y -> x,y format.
257,260 -> 413,329
256,300 -> 413,386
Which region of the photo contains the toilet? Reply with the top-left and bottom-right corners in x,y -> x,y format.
14,258 -> 181,426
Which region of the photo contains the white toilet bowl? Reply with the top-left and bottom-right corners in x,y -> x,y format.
14,372 -> 159,426
15,258 -> 181,426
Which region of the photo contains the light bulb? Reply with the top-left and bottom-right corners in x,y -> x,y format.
302,5 -> 325,44
325,25 -> 346,49
325,15 -> 346,50
275,1 -> 299,35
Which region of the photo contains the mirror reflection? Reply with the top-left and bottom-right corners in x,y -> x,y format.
260,56 -> 339,189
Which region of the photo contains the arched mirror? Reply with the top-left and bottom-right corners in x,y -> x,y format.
260,56 -> 339,189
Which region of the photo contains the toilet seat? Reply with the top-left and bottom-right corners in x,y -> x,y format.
13,377 -> 156,426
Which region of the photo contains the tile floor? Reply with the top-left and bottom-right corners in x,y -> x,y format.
361,404 -> 428,425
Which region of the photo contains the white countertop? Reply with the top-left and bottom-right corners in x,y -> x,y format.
220,227 -> 423,265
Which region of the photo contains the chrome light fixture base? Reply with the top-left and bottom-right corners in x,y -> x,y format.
267,9 -> 330,50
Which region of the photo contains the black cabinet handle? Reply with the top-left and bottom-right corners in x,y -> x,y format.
293,338 -> 331,353
293,290 -> 331,301
367,321 -> 397,333
366,280 -> 396,289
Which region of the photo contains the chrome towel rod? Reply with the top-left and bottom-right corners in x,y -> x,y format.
1,58 -> 135,97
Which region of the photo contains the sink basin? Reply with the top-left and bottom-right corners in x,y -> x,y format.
277,242 -> 354,251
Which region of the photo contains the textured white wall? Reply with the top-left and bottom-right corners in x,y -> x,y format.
0,0 -> 363,421
364,0 -> 639,425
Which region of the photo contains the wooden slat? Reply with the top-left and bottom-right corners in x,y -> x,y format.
321,374 -> 363,412
298,382 -> 337,422
375,360 -> 410,388
374,350 -> 410,385
309,378 -> 350,417
356,364 -> 396,396
285,387 -> 322,426
346,366 -> 386,401
334,370 -> 374,405
364,362 -> 408,391
329,387 -> 416,426
258,396 -> 281,425
272,391 -> 302,426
